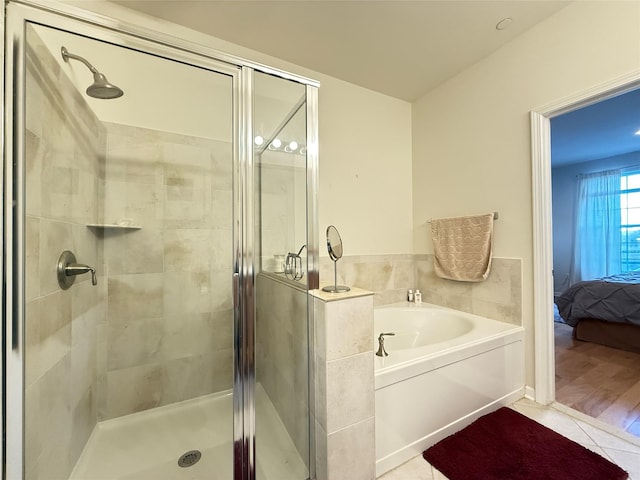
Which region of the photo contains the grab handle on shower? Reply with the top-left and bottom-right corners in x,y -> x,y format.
57,250 -> 97,289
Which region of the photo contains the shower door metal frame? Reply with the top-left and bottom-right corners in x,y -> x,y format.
1,2 -> 320,480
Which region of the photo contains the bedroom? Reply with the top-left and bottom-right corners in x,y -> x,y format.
551,87 -> 640,438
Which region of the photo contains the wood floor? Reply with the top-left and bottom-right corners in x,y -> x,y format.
555,321 -> 640,438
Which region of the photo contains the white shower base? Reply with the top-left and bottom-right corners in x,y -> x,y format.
70,385 -> 307,480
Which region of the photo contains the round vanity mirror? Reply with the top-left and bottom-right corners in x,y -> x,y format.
322,225 -> 350,293
326,225 -> 343,261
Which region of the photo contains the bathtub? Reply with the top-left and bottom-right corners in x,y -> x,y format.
374,302 -> 524,476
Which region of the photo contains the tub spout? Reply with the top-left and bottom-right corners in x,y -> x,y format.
376,332 -> 395,357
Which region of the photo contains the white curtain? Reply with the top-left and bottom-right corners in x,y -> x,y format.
571,169 -> 621,283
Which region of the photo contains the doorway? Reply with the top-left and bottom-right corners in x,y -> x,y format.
532,73 -> 640,437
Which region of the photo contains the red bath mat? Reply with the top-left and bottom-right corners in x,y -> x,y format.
423,407 -> 628,480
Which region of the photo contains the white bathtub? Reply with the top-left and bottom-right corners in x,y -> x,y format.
374,302 -> 524,476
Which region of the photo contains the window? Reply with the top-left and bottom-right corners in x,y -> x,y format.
620,171 -> 640,271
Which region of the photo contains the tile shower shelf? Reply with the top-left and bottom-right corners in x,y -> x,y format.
86,224 -> 142,230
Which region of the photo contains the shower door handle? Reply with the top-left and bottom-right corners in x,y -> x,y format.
232,272 -> 239,308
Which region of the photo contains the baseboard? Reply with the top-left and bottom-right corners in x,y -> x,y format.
525,385 -> 535,401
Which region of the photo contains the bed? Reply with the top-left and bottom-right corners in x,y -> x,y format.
555,271 -> 640,353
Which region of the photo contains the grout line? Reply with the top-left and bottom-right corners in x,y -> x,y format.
552,401 -> 640,449
573,421 -> 616,462
430,464 -> 445,480
570,415 -> 605,449
602,444 -> 640,457
326,415 -> 374,436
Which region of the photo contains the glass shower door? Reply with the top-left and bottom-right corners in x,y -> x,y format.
21,20 -> 236,480
253,72 -> 312,480
5,4 -> 319,480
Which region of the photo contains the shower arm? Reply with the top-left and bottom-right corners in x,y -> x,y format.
61,47 -> 99,74
60,46 -> 124,100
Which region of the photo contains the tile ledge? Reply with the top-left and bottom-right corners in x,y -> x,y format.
311,286 -> 374,302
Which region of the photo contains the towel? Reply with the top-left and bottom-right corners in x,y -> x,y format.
430,213 -> 494,282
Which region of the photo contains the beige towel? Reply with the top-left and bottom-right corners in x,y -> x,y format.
430,213 -> 494,282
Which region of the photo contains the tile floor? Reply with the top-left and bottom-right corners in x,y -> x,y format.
379,398 -> 640,480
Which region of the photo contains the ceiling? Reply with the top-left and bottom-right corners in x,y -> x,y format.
110,1 -> 640,167
112,0 -> 569,102
551,89 -> 640,167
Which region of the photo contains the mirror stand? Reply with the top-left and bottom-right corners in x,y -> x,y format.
322,259 -> 350,293
322,224 -> 350,293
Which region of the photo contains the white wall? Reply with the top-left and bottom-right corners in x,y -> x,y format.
412,0 -> 640,386
552,151 -> 640,294
318,79 -> 413,255
34,24 -> 232,142
61,0 -> 414,257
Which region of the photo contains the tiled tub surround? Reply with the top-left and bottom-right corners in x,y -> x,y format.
99,122 -> 234,419
320,254 -> 522,325
320,254 -> 415,306
313,288 -> 376,480
415,255 -> 522,326
25,28 -> 107,480
256,272 -> 311,469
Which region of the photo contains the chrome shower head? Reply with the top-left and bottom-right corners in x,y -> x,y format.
86,71 -> 124,100
61,46 -> 124,99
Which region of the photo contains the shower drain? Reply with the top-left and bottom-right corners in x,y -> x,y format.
178,450 -> 202,468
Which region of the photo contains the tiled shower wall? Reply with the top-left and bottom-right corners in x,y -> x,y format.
25,29 -> 107,480
24,29 -> 236,478
320,254 -> 522,325
255,273 -> 310,466
258,155 -> 307,273
254,151 -> 310,464
99,122 -> 234,419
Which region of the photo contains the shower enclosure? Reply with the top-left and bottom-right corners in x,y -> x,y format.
2,2 -> 318,480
